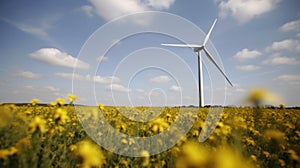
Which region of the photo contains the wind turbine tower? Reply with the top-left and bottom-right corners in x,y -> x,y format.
162,19 -> 233,107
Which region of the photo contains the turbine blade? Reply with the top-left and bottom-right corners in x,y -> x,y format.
161,44 -> 202,48
203,47 -> 233,86
203,19 -> 217,46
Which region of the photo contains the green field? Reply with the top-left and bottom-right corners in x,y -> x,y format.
1,100 -> 300,168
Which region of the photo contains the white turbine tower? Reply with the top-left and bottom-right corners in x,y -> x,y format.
161,19 -> 233,107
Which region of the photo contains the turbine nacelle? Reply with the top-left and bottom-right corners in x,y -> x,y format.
194,46 -> 204,53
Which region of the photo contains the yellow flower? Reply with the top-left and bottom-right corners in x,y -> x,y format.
263,151 -> 271,158
74,140 -> 106,168
171,147 -> 180,157
15,137 -> 31,151
69,145 -> 77,152
98,103 -> 105,110
0,105 -> 13,129
177,141 -> 209,167
68,132 -> 75,138
161,160 -> 166,166
221,125 -> 232,136
217,122 -> 224,128
29,116 -> 47,133
68,94 -> 77,103
244,137 -> 256,146
49,101 -> 57,106
120,159 -> 129,167
285,122 -> 295,129
25,110 -> 32,115
141,150 -> 150,167
215,147 -> 253,168
192,130 -> 199,136
121,139 -> 128,144
54,108 -> 69,124
30,98 -> 39,106
250,155 -> 257,162
150,118 -> 169,133
116,124 -> 126,132
56,98 -> 65,106
55,125 -> 65,135
278,159 -> 286,167
264,129 -> 285,142
287,149 -> 300,162
0,147 -> 18,160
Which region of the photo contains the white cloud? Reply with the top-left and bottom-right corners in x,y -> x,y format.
88,0 -> 175,21
279,19 -> 300,32
232,83 -> 245,92
232,48 -> 262,61
24,85 -> 61,94
169,85 -> 181,92
89,0 -> 146,21
274,75 -> 300,82
81,5 -> 94,17
147,0 -> 175,9
19,25 -> 50,40
263,53 -> 299,65
15,70 -> 41,79
274,75 -> 300,87
218,0 -> 281,23
266,39 -> 300,53
150,75 -> 171,83
2,18 -> 52,42
55,72 -> 120,84
44,86 -> 60,92
236,65 -> 260,71
135,89 -> 145,93
97,56 -> 108,62
29,48 -> 90,70
236,88 -> 245,92
94,76 -> 120,84
106,84 -> 131,92
55,72 -> 87,81
16,85 -> 63,102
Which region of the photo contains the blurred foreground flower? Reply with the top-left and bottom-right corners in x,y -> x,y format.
68,94 -> 77,104
176,141 -> 253,168
73,140 -> 106,168
29,116 -> 47,134
150,118 -> 169,133
56,98 -> 65,106
279,103 -> 285,109
0,147 -> 18,160
30,98 -> 39,106
0,106 -> 13,129
54,108 -> 69,124
141,150 -> 150,167
246,88 -> 279,107
98,103 -> 104,110
264,129 -> 285,143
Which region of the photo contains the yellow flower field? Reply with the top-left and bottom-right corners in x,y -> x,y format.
0,96 -> 299,167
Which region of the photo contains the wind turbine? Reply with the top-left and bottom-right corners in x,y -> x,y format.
161,19 -> 233,107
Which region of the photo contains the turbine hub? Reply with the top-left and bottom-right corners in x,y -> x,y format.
194,46 -> 203,52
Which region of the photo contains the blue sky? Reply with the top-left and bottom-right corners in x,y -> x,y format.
0,0 -> 300,106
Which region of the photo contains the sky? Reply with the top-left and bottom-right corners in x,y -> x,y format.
0,0 -> 300,106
